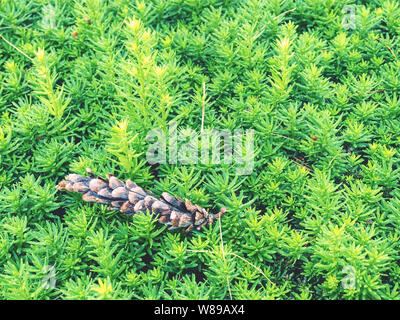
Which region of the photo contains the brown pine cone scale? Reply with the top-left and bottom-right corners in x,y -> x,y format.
56,168 -> 225,232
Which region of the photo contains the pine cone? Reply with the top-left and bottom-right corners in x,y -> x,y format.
56,168 -> 225,232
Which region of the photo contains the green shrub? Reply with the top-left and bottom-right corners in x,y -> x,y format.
1,0 -> 400,299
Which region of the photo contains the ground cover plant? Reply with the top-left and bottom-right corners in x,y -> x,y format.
1,0 -> 400,300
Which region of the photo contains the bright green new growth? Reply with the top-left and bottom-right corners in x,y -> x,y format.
1,0 -> 400,300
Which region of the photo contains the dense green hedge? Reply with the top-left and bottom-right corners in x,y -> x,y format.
1,0 -> 400,299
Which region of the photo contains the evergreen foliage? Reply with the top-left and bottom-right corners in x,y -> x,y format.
1,0 -> 400,299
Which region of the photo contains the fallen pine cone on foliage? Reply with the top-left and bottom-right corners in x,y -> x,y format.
56,168 -> 226,232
